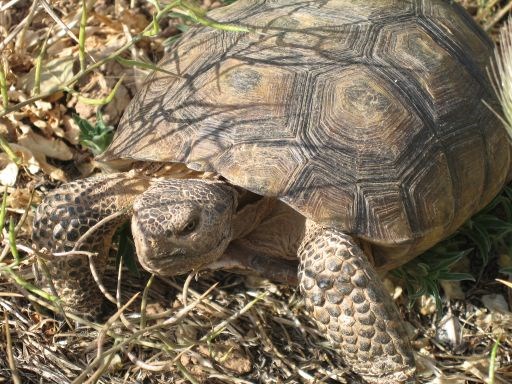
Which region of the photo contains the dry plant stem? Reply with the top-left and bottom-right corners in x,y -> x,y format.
0,0 -> 248,118
8,282 -> 99,329
96,293 -> 140,363
249,311 -> 317,381
121,23 -> 140,87
5,242 -> 36,259
0,34 -> 142,119
175,361 -> 201,384
140,274 -> 155,330
3,311 -> 21,384
0,0 -> 245,118
72,296 -> 140,384
485,2 -> 512,31
0,12 -> 26,51
197,291 -> 267,341
0,292 -> 22,298
56,210 -> 132,306
13,188 -> 33,235
182,271 -> 196,306
115,255 -> 123,305
162,277 -> 230,315
87,253 -> 117,304
38,0 -> 81,46
0,237 -> 13,261
489,17 -> 512,137
13,0 -> 39,54
207,374 -> 254,384
0,0 -> 24,12
83,346 -> 120,384
496,278 -> 512,288
476,0 -> 501,22
115,255 -> 137,332
73,209 -> 130,251
35,257 -> 72,327
71,287 -> 216,383
127,351 -> 171,371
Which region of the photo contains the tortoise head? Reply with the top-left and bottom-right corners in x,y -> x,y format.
131,179 -> 237,276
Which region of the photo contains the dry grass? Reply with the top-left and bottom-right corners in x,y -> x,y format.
0,0 -> 511,383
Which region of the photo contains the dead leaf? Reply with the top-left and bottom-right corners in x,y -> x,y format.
18,131 -> 73,161
18,54 -> 75,94
120,9 -> 149,33
62,114 -> 81,144
435,310 -> 464,352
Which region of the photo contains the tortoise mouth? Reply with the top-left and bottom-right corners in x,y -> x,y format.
131,219 -> 230,276
138,251 -> 201,276
132,229 -> 202,276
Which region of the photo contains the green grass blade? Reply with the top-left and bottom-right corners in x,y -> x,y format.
0,61 -> 8,110
179,5 -> 250,32
0,135 -> 19,164
488,338 -> 500,384
34,28 -> 52,95
73,75 -> 125,106
115,56 -> 180,77
0,187 -> 7,240
8,217 -> 19,265
79,0 -> 87,72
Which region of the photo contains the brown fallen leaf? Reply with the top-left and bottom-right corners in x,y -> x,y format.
18,130 -> 73,161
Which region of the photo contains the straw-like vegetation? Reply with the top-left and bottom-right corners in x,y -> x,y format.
0,0 -> 511,383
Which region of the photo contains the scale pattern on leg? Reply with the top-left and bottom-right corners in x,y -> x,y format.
298,221 -> 415,383
32,173 -> 150,315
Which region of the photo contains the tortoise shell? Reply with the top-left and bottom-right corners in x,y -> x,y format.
102,0 -> 510,251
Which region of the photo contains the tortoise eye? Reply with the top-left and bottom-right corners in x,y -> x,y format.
179,219 -> 197,235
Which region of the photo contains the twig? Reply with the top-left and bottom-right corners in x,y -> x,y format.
71,286 -> 216,383
12,0 -> 39,54
3,311 -> 22,384
485,3 -> 512,31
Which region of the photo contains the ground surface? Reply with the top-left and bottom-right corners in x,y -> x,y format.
0,0 -> 511,383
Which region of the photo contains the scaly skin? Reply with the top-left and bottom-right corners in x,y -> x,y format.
131,179 -> 237,276
298,220 -> 415,383
33,176 -> 416,382
32,172 -> 150,315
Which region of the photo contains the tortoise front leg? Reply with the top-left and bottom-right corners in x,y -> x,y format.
32,173 -> 151,316
208,240 -> 299,285
298,221 -> 415,383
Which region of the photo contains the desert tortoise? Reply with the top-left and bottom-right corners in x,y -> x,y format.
32,0 -> 511,382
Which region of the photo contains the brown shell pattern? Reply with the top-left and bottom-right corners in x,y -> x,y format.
102,0 -> 510,244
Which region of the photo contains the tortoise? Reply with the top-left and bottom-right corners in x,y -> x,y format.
31,0 -> 511,382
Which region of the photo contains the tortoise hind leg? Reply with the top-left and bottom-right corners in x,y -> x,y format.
32,172 -> 151,316
298,221 -> 415,383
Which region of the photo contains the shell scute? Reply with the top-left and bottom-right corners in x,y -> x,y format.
105,0 -> 510,244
